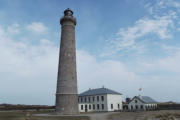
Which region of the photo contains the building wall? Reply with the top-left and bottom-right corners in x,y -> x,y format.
78,94 -> 122,112
145,104 -> 157,110
78,103 -> 93,112
78,94 -> 108,112
107,94 -> 122,111
128,98 -> 145,110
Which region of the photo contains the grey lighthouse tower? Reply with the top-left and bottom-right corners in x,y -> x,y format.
55,8 -> 78,115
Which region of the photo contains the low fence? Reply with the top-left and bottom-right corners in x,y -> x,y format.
157,103 -> 180,110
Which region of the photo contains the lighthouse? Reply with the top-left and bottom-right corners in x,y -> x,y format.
55,8 -> 78,115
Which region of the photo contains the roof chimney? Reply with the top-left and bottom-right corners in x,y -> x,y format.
126,98 -> 131,103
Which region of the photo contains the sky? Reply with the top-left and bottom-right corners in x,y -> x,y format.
0,0 -> 180,105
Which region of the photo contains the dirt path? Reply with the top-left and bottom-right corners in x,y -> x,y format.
108,112 -> 146,120
87,112 -> 114,120
84,112 -> 147,120
33,110 -> 180,120
87,111 -> 152,120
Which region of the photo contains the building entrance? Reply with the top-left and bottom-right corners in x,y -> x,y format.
85,105 -> 88,112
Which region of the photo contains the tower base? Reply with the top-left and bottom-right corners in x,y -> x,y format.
55,94 -> 79,115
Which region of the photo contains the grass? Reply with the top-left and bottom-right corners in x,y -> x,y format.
155,112 -> 180,120
0,110 -> 90,120
107,110 -> 180,120
2,110 -> 180,120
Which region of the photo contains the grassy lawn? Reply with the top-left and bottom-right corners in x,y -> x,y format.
108,110 -> 180,120
155,111 -> 180,120
0,110 -> 89,120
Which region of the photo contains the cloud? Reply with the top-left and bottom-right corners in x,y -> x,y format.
26,22 -> 48,33
102,15 -> 174,56
144,0 -> 180,23
156,0 -> 180,11
0,25 -> 58,105
7,23 -> 20,34
102,0 -> 180,57
77,49 -> 180,102
1,0 -> 180,104
162,44 -> 180,54
138,49 -> 180,74
98,1 -> 180,102
0,24 -> 142,104
1,19 -> 180,104
77,50 -> 139,92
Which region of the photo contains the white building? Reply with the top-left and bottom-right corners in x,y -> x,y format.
128,96 -> 158,111
78,87 -> 123,112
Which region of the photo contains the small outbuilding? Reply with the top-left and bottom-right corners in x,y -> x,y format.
157,101 -> 180,110
128,96 -> 157,111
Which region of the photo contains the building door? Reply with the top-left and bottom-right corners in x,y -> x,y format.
131,105 -> 133,110
85,105 -> 88,112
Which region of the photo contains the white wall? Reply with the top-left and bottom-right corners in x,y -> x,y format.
144,103 -> 158,110
78,103 -> 93,112
107,94 -> 122,111
128,98 -> 157,111
128,98 -> 145,110
78,94 -> 108,112
78,94 -> 123,112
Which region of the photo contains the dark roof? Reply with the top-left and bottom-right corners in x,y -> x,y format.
158,101 -> 178,105
79,88 -> 122,96
132,96 -> 157,104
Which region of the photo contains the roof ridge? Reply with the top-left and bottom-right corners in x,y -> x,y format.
79,87 -> 122,96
